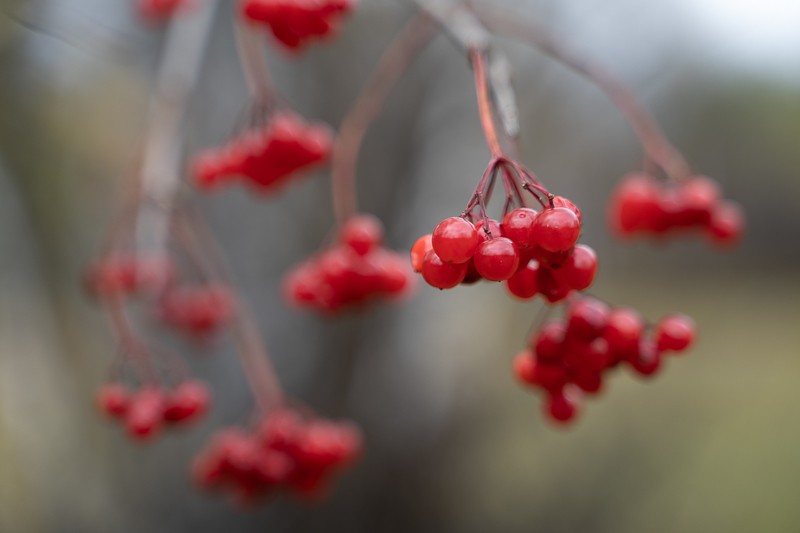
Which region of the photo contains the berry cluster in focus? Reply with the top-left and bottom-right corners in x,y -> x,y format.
412,198 -> 596,303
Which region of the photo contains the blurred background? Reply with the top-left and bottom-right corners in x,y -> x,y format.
1,0 -> 799,531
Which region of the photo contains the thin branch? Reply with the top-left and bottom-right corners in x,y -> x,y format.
234,16 -> 276,105
477,8 -> 693,181
331,11 -> 436,225
134,0 -> 219,256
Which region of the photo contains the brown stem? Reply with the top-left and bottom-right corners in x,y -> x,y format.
470,48 -> 504,157
102,295 -> 158,384
331,11 -> 436,226
134,0 -> 219,257
477,9 -> 693,181
234,16 -> 276,106
175,212 -> 283,413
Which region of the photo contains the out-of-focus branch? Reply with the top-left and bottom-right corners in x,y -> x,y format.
412,0 -> 520,140
234,16 -> 276,105
134,0 -> 219,255
331,11 -> 437,225
476,7 -> 692,181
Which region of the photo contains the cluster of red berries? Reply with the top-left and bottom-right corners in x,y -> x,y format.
514,296 -> 696,425
97,380 -> 211,440
242,0 -> 354,50
192,112 -> 332,194
609,173 -> 744,245
84,252 -> 173,298
159,283 -> 235,338
136,0 -> 191,23
283,215 -> 414,313
411,198 -> 596,303
192,409 -> 362,504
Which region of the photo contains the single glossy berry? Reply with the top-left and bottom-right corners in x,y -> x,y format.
655,314 -> 695,353
410,234 -> 433,273
544,387 -> 580,424
432,217 -> 479,264
421,250 -> 468,289
707,201 -> 744,247
474,218 -> 503,243
513,350 -> 538,386
603,307 -> 644,358
532,207 -> 581,252
506,260 -> 539,299
551,196 -> 582,225
96,383 -> 130,418
609,173 -> 662,235
501,208 -> 539,248
531,322 -> 565,361
340,215 -> 384,256
566,298 -> 611,341
473,237 -> 520,281
554,244 -> 597,291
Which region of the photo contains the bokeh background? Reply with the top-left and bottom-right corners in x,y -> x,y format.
1,0 -> 799,531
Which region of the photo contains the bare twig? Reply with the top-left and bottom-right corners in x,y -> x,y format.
331,11 -> 436,225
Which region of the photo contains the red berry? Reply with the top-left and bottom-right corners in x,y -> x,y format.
340,214 -> 384,256
707,201 -> 744,247
421,250 -> 468,289
655,314 -> 695,353
531,322 -> 566,361
554,244 -> 597,291
531,362 -> 569,391
603,307 -> 644,358
572,369 -> 603,395
536,266 -> 573,303
410,234 -> 433,273
609,173 -> 661,236
679,176 -> 719,225
566,298 -> 611,341
629,340 -> 662,377
473,237 -> 520,281
432,217 -> 479,264
544,387 -> 580,424
552,196 -> 582,225
475,218 -> 503,243
506,259 -> 539,299
532,207 -> 581,252
96,383 -> 130,418
164,381 -> 211,423
125,388 -> 165,440
501,208 -> 539,248
513,350 -> 538,386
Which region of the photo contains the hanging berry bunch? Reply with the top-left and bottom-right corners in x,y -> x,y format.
242,0 -> 355,50
514,296 -> 695,425
192,111 -> 333,194
283,215 -> 414,313
192,409 -> 362,504
609,172 -> 744,245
